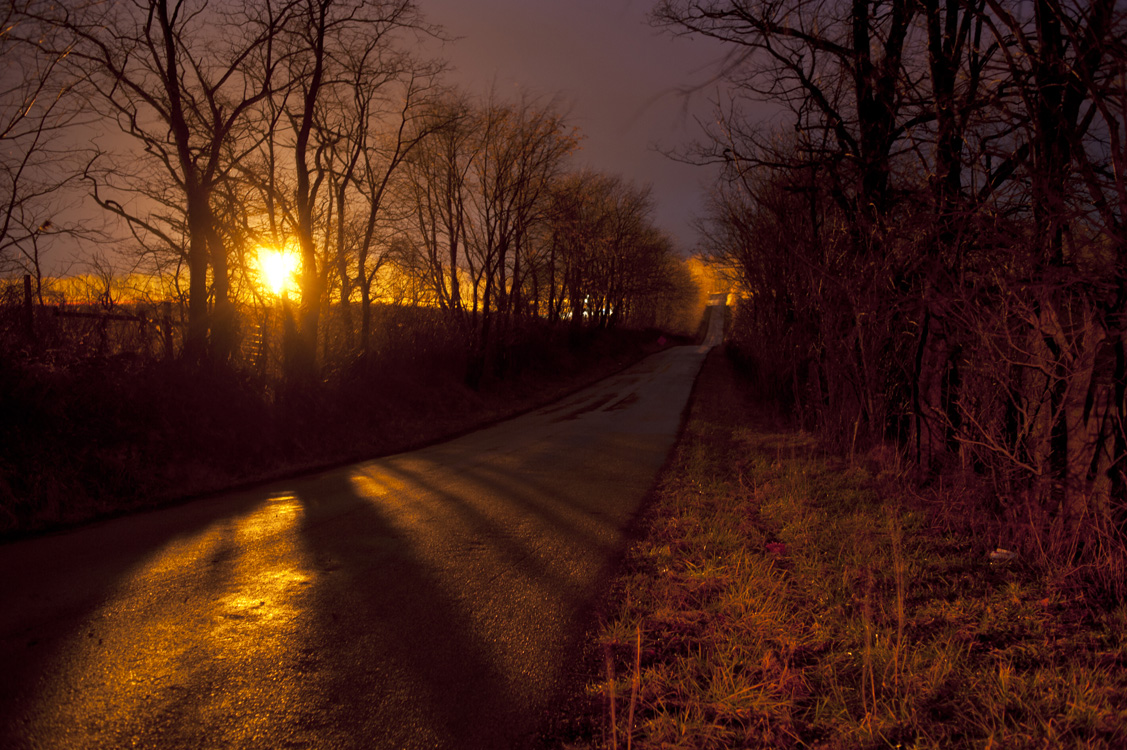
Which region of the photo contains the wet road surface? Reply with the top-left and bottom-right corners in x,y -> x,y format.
0,304 -> 724,749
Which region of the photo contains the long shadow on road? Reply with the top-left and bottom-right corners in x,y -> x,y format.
285,444 -> 646,749
0,344 -> 711,749
287,468 -> 526,750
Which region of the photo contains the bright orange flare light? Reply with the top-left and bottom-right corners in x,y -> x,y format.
257,247 -> 299,298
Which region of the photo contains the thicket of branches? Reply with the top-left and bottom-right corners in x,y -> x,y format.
0,0 -> 698,385
659,0 -> 1127,568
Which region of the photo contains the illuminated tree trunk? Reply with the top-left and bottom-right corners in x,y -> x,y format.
287,0 -> 328,384
207,220 -> 236,365
183,191 -> 212,364
335,176 -> 356,353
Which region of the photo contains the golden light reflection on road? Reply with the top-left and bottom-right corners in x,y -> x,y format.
22,492 -> 316,748
351,467 -> 417,518
350,468 -> 404,496
205,494 -> 311,644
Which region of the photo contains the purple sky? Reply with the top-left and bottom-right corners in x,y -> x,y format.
416,0 -> 728,252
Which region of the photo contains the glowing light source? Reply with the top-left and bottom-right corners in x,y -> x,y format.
256,246 -> 300,298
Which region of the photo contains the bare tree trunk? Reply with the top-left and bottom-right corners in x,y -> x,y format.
288,0 -> 328,385
913,307 -> 950,471
1053,299 -> 1111,540
204,213 -> 240,366
183,192 -> 212,364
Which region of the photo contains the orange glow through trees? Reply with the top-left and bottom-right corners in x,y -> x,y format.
256,247 -> 299,299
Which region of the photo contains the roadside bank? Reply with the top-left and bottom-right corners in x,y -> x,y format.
553,348 -> 1127,749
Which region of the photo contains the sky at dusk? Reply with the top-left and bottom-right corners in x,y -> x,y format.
417,0 -> 729,252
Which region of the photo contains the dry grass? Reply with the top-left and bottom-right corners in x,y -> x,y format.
580,351 -> 1127,749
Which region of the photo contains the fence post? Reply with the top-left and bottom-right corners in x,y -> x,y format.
259,307 -> 270,376
162,301 -> 174,359
22,274 -> 34,344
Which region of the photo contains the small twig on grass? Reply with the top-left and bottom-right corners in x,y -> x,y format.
605,644 -> 617,750
888,510 -> 906,686
627,624 -> 641,750
862,566 -> 877,729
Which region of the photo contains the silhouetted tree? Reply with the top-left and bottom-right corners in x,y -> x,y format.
668,0 -> 1127,555
463,95 -> 578,382
0,2 -> 89,304
32,0 -> 293,363
546,170 -> 685,332
401,95 -> 476,319
277,0 -> 431,382
348,70 -> 450,353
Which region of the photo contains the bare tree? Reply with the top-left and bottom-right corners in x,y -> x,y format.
654,0 -> 922,244
277,0 -> 432,381
34,0 -> 293,363
957,0 -> 1127,542
545,170 -> 687,333
0,2 -> 90,302
464,94 -> 578,383
401,95 -> 476,319
670,0 -> 1127,558
347,69 -> 449,353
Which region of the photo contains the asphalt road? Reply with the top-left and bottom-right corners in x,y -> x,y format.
0,302 -> 725,749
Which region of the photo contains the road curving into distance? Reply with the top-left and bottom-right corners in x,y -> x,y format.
0,298 -> 726,749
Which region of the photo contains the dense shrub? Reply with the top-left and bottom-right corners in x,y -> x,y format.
0,305 -> 676,539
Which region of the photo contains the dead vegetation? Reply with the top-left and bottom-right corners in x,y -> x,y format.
573,351 -> 1127,749
0,301 -> 684,539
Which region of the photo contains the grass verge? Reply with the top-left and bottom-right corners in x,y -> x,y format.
568,349 -> 1127,749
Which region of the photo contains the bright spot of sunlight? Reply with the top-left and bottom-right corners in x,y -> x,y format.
255,246 -> 300,298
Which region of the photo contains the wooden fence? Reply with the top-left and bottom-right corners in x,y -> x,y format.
10,274 -> 180,359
